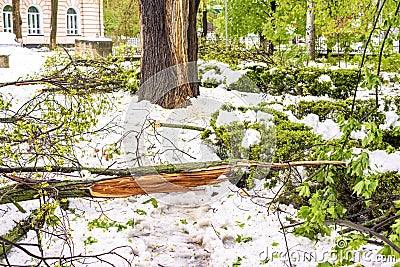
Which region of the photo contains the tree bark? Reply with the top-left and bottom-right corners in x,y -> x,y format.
138,0 -> 200,109
306,0 -> 316,61
11,0 -> 22,45
0,209 -> 43,259
50,0 -> 58,51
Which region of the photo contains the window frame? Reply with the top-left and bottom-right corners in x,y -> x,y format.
66,7 -> 79,36
2,5 -> 12,33
27,6 -> 42,35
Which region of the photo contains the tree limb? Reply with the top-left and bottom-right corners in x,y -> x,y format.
0,160 -> 345,203
325,219 -> 400,254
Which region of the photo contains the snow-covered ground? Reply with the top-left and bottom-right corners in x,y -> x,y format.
1,47 -> 399,267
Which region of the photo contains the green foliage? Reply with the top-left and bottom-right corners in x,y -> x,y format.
383,96 -> 400,114
84,236 -> 98,246
379,214 -> 400,259
0,87 -> 113,168
291,116 -> 400,262
40,51 -> 140,95
380,53 -> 400,72
235,234 -> 252,243
213,0 -> 306,46
227,74 -> 260,93
198,40 -> 273,66
295,189 -> 335,239
201,103 -> 324,188
332,234 -> 369,266
243,66 -> 359,99
260,106 -> 322,162
232,256 -> 243,267
30,201 -> 60,227
87,217 -> 132,232
142,198 -> 158,208
272,45 -> 310,67
0,48 -> 143,171
198,62 -> 226,88
103,0 -> 140,38
361,67 -> 382,91
202,77 -> 221,88
287,98 -> 385,124
134,209 -> 147,215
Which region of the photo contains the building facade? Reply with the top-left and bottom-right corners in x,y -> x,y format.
0,0 -> 104,46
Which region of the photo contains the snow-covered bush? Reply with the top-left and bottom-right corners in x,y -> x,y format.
242,66 -> 359,99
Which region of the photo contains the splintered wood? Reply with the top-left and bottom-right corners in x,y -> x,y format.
89,160 -> 345,198
89,165 -> 232,197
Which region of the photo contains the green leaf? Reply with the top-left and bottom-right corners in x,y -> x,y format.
353,180 -> 365,196
232,256 -> 242,267
84,236 -> 98,246
271,241 -> 279,247
235,234 -> 252,243
142,198 -> 158,208
235,221 -> 245,228
134,209 -> 147,215
298,183 -> 311,197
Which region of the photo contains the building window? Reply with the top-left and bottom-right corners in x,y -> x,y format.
27,6 -> 41,35
2,5 -> 12,32
66,8 -> 78,35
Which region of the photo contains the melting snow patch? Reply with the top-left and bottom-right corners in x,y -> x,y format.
301,114 -> 342,140
318,74 -> 332,83
369,150 -> 400,172
241,128 -> 261,148
380,111 -> 400,130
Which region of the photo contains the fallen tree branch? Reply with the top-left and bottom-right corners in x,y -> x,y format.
152,122 -> 206,132
0,159 -> 345,175
0,211 -> 35,259
0,160 -> 345,203
0,235 -> 134,266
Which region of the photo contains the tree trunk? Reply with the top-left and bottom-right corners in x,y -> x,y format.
306,0 -> 316,61
50,0 -> 58,51
202,9 -> 207,38
11,0 -> 22,45
138,0 -> 200,109
259,33 -> 274,55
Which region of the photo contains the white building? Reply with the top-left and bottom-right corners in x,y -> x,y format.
0,0 -> 104,46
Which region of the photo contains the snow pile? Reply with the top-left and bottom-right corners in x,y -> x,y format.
318,74 -> 332,83
0,47 -> 49,82
199,61 -> 246,86
380,111 -> 400,130
241,128 -> 261,148
301,113 -> 342,140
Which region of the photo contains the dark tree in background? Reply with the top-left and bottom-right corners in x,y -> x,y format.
50,0 -> 58,50
202,8 -> 207,38
138,0 -> 201,109
11,0 -> 22,45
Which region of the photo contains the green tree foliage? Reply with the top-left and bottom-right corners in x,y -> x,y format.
214,0 -> 306,44
103,0 -> 140,38
314,0 -> 375,52
210,0 -> 400,61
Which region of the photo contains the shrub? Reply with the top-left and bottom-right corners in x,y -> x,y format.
241,66 -> 359,99
287,98 -> 385,124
